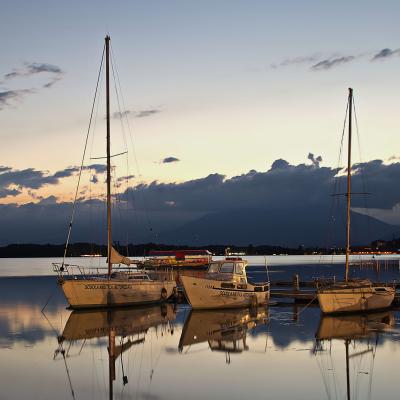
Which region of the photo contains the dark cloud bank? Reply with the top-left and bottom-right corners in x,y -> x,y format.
1,158 -> 400,247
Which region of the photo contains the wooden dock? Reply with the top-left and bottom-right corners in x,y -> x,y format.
269,273 -> 400,304
270,288 -> 400,305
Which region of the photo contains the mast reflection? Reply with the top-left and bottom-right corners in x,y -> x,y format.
314,312 -> 395,400
54,304 -> 176,399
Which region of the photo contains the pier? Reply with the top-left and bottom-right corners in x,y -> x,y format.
269,273 -> 400,305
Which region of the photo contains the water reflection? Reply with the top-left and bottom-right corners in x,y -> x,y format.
314,312 -> 395,400
56,304 -> 176,399
1,276 -> 400,399
179,307 -> 268,363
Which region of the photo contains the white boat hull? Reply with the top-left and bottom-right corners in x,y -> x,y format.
181,275 -> 269,309
60,279 -> 176,309
317,285 -> 395,314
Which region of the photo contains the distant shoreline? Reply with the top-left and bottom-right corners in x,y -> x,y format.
0,241 -> 397,258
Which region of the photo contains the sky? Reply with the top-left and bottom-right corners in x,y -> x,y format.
2,0 -> 400,244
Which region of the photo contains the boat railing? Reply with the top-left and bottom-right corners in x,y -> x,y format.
53,262 -> 174,281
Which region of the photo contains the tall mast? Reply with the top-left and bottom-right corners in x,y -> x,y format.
345,88 -> 353,282
105,35 -> 112,278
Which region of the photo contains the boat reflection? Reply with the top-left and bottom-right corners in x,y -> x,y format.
179,307 -> 268,363
55,304 -> 176,399
316,311 -> 395,341
314,311 -> 395,400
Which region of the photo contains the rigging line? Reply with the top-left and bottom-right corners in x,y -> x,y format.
322,98 -> 350,259
112,164 -> 125,249
135,339 -> 146,400
62,44 -> 105,266
110,44 -> 156,239
40,308 -> 60,337
110,54 -> 133,252
41,284 -> 59,312
352,96 -> 371,235
62,350 -> 77,400
125,158 -> 131,256
88,69 -> 103,262
110,54 -> 129,158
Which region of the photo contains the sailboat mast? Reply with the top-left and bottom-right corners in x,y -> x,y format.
105,35 -> 112,278
345,88 -> 353,282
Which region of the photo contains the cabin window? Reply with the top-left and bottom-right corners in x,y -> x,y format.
208,263 -> 219,273
219,262 -> 234,273
234,262 -> 244,275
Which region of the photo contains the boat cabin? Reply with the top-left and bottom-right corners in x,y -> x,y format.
207,258 -> 249,284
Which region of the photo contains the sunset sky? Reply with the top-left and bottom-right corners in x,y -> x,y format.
1,1 -> 400,244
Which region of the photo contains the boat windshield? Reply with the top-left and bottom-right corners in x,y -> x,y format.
219,262 -> 235,273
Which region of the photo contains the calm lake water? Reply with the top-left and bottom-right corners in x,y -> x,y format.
1,256 -> 400,399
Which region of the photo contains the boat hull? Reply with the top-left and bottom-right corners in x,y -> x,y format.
317,285 -> 395,314
181,275 -> 269,309
60,279 -> 176,309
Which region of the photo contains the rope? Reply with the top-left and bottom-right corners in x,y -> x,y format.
293,293 -> 319,316
320,96 -> 349,265
62,44 -> 105,266
41,284 -> 58,312
110,44 -> 156,240
62,349 -> 76,400
353,95 -> 371,238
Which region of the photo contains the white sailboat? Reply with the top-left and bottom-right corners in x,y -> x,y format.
317,88 -> 395,313
53,36 -> 176,308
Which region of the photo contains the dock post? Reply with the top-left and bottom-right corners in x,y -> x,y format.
293,274 -> 299,291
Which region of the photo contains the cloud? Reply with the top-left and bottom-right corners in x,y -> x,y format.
311,56 -> 355,71
0,168 -> 59,189
5,63 -> 62,78
0,166 -> 12,173
38,195 -> 58,205
162,157 -> 180,164
0,188 -> 21,199
84,164 -> 107,174
270,159 -> 290,170
136,109 -> 160,118
0,164 -> 105,198
271,47 -> 400,72
112,110 -> 131,119
372,48 -> 400,61
307,153 -> 323,167
0,62 -> 64,110
270,54 -> 321,69
2,157 -> 400,246
0,89 -> 34,110
52,166 -> 80,179
116,175 -> 135,182
112,109 -> 161,119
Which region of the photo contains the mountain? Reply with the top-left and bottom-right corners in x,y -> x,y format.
158,206 -> 400,247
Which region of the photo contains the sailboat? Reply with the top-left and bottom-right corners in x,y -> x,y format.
316,88 -> 395,313
53,36 -> 176,308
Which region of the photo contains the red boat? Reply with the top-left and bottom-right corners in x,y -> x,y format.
143,249 -> 213,269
